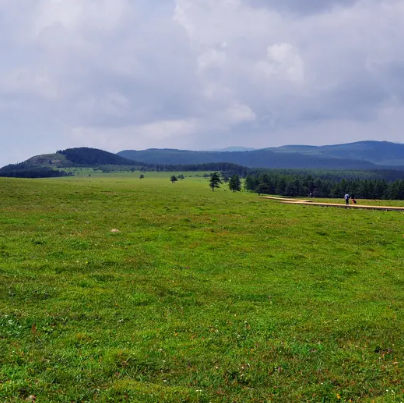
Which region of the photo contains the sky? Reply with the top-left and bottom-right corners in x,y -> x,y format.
1,0 -> 404,166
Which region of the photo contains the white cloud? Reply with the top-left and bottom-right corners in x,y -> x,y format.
256,43 -> 305,82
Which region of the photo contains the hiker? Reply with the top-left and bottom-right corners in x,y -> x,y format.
351,195 -> 357,204
344,193 -> 350,205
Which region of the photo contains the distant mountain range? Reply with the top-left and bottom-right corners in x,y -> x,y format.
118,141 -> 404,170
264,141 -> 404,166
209,147 -> 257,152
2,141 -> 404,179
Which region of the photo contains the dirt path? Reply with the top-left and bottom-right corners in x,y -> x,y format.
264,196 -> 404,211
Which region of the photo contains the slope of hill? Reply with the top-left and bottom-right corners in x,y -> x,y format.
0,148 -> 143,178
57,147 -> 139,166
322,141 -> 404,166
0,153 -> 71,178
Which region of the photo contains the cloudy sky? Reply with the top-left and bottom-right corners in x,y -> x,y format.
1,0 -> 404,166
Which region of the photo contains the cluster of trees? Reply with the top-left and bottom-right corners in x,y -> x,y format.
170,174 -> 185,183
244,171 -> 404,200
207,172 -> 241,192
0,166 -> 70,178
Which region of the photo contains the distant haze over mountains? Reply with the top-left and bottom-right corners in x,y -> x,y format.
118,141 -> 404,170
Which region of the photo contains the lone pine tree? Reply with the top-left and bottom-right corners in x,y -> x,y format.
209,172 -> 222,191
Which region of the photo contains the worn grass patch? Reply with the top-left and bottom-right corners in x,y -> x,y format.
1,174 -> 404,402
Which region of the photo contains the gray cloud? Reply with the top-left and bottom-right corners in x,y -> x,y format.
246,0 -> 359,15
1,0 -> 404,165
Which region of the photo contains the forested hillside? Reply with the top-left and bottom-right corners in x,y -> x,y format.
57,148 -> 140,166
118,148 -> 377,170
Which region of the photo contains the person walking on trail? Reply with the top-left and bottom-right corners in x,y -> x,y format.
344,193 -> 350,205
351,194 -> 357,204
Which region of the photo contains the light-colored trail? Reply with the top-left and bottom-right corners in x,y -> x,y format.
263,196 -> 404,211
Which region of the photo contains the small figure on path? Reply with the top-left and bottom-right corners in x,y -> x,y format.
344,193 -> 350,205
351,194 -> 357,204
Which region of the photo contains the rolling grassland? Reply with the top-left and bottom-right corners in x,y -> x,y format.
1,175 -> 404,402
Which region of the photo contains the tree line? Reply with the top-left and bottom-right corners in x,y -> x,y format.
0,166 -> 70,179
244,172 -> 404,200
247,168 -> 404,182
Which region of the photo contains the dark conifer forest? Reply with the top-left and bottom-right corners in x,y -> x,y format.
244,170 -> 404,200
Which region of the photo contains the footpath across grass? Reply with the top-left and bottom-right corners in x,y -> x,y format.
1,175 -> 404,402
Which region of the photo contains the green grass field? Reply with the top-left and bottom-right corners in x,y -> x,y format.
1,174 -> 404,402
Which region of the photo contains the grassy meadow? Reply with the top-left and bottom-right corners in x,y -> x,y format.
1,173 -> 404,402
